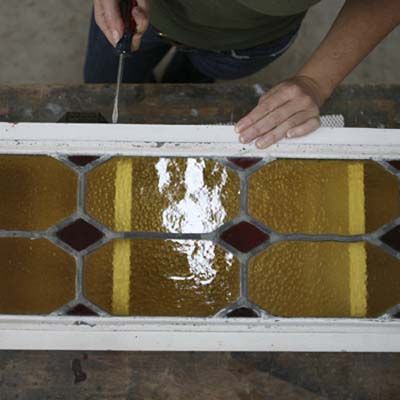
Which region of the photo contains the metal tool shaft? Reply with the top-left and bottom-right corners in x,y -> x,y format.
111,0 -> 137,124
112,54 -> 125,124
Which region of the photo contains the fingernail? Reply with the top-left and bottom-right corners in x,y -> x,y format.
286,131 -> 293,138
234,125 -> 239,134
256,139 -> 272,149
239,136 -> 246,144
256,141 -> 264,149
112,30 -> 120,46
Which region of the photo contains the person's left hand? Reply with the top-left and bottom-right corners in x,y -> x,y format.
235,75 -> 325,149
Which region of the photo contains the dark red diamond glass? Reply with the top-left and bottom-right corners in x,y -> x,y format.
227,158 -> 262,169
220,221 -> 269,253
57,219 -> 104,251
58,112 -> 108,124
227,307 -> 259,318
66,304 -> 99,316
381,226 -> 400,252
68,156 -> 99,167
388,161 -> 400,170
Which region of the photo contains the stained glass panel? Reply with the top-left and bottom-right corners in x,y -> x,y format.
0,155 -> 399,319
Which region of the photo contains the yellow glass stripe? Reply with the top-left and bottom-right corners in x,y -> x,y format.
348,163 -> 367,317
112,159 -> 133,315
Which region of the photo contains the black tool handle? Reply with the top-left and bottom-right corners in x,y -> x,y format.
116,0 -> 137,54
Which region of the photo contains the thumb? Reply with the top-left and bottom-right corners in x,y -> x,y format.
94,0 -> 124,47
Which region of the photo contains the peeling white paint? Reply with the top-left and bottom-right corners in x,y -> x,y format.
253,84 -> 265,96
45,103 -> 63,115
1,123 -> 400,159
190,108 -> 199,117
0,316 -> 399,352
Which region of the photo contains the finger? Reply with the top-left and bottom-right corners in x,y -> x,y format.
255,126 -> 287,149
94,0 -> 124,47
239,102 -> 292,143
286,117 -> 321,138
235,89 -> 292,134
254,111 -> 319,148
136,0 -> 150,13
131,33 -> 143,51
234,83 -> 286,135
131,7 -> 149,50
132,6 -> 149,33
240,101 -> 319,143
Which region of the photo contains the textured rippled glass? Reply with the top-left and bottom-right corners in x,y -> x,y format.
248,241 -> 400,317
84,239 -> 239,316
249,160 -> 400,234
0,156 -> 77,230
0,238 -> 76,314
86,157 -> 240,233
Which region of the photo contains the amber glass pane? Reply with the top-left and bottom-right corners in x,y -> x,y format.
0,238 -> 76,314
248,160 -> 400,234
84,239 -> 239,316
248,241 -> 400,318
86,157 -> 240,233
366,244 -> 400,316
0,156 -> 77,231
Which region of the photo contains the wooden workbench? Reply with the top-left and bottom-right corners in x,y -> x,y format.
0,84 -> 399,400
0,83 -> 399,127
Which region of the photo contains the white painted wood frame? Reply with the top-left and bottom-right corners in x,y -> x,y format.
0,122 -> 400,352
0,316 -> 400,352
0,122 -> 400,158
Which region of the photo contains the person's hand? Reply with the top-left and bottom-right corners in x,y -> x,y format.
235,76 -> 326,149
94,0 -> 150,51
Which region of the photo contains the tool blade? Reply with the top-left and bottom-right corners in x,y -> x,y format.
112,54 -> 125,124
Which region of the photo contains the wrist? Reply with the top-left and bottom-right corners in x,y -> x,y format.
294,71 -> 335,106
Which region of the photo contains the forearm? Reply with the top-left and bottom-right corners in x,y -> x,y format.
236,0 -> 399,148
297,0 -> 400,103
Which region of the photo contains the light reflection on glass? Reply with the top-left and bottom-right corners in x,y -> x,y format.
84,238 -> 239,316
167,240 -> 234,287
155,158 -> 230,233
86,157 -> 239,233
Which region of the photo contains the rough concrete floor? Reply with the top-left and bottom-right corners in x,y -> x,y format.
0,0 -> 399,85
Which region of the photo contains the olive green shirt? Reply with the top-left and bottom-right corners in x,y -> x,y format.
151,0 -> 321,51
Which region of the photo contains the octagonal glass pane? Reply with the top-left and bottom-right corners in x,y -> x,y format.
84,239 -> 239,316
86,157 -> 240,233
0,156 -> 77,231
0,238 -> 76,314
248,241 -> 400,317
249,160 -> 400,235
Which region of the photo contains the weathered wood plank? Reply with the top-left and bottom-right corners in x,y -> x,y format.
1,351 -> 400,399
0,84 -> 399,127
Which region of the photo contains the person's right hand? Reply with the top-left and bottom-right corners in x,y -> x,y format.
93,0 -> 150,51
